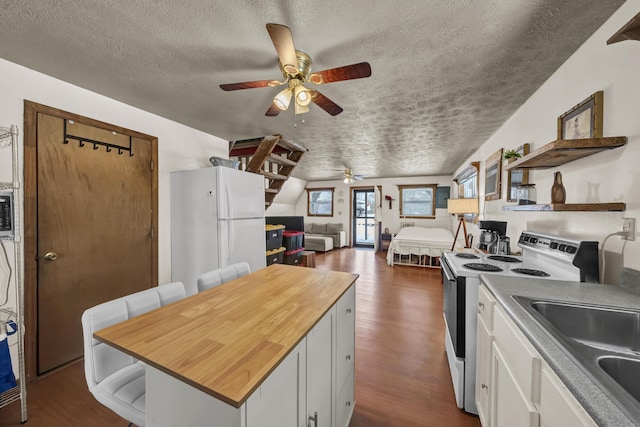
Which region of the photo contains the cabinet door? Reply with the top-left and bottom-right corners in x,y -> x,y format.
476,315 -> 494,427
336,285 -> 356,391
539,366 -> 597,427
307,308 -> 334,427
491,344 -> 539,427
335,367 -> 355,427
246,341 -> 304,427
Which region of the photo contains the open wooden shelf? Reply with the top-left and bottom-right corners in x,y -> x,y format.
608,11 -> 640,44
504,137 -> 627,171
502,202 -> 626,212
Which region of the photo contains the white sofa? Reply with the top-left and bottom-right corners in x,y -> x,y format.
305,222 -> 347,249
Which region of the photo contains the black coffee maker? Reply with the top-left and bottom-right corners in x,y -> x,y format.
477,220 -> 508,253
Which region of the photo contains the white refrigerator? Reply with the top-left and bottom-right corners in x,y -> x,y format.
170,166 -> 266,295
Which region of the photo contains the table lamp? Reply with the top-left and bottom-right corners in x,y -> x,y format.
447,198 -> 479,251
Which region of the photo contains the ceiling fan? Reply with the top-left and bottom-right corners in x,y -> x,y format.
220,23 -> 372,116
343,169 -> 365,184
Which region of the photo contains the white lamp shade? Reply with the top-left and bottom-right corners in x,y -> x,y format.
447,198 -> 479,214
273,88 -> 292,110
294,85 -> 312,106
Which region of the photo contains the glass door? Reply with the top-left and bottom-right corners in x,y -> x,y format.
353,188 -> 375,247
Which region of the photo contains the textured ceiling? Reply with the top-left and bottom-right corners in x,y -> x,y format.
0,0 -> 625,181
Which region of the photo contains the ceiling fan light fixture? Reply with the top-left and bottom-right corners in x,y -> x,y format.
273,87 -> 292,110
294,84 -> 312,106
295,101 -> 309,115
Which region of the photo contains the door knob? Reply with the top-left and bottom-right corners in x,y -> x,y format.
44,252 -> 58,261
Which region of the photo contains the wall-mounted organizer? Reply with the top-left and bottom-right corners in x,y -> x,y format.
0,125 -> 27,422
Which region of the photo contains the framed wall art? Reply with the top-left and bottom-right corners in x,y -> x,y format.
484,149 -> 503,201
506,143 -> 529,202
557,91 -> 603,140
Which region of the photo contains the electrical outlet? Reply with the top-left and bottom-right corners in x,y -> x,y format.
622,217 -> 636,241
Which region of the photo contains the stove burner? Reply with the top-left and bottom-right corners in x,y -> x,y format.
512,268 -> 550,277
487,255 -> 522,263
463,263 -> 503,272
455,253 -> 479,259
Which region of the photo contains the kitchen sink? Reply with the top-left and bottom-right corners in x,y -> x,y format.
598,356 -> 640,404
513,296 -> 640,422
528,299 -> 640,353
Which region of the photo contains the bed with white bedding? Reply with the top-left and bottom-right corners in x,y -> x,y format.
386,226 -> 456,267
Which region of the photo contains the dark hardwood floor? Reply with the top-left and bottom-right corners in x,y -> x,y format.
0,248 -> 480,427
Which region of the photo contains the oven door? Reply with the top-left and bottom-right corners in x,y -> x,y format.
442,256 -> 465,358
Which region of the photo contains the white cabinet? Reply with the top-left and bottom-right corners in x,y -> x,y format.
306,306 -> 334,427
476,286 -> 496,426
476,284 -> 596,427
538,367 -> 597,427
476,315 -> 493,426
491,344 -> 539,427
335,285 -> 356,427
246,341 -> 305,427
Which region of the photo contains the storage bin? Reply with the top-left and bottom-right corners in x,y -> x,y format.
265,224 -> 285,251
283,247 -> 305,266
266,246 -> 286,266
282,230 -> 304,252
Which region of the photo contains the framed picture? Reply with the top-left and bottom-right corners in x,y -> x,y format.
484,149 -> 503,201
557,91 -> 603,140
506,143 -> 530,202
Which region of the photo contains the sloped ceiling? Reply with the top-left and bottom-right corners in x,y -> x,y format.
0,0 -> 625,181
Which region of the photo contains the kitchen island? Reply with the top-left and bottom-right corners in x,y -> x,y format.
94,264 -> 358,427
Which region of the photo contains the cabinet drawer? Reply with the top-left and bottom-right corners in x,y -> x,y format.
478,284 -> 497,331
539,365 -> 597,427
493,305 -> 541,403
335,368 -> 355,427
336,285 -> 355,387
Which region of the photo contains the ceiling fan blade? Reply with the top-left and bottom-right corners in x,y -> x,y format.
353,175 -> 364,180
265,102 -> 282,117
308,62 -> 371,84
220,80 -> 280,91
310,90 -> 343,116
266,23 -> 299,75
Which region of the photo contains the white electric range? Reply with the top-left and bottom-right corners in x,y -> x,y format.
440,230 -> 599,414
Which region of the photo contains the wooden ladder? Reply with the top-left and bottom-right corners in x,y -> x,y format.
229,135 -> 307,209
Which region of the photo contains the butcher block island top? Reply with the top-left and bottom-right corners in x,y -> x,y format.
94,264 -> 358,408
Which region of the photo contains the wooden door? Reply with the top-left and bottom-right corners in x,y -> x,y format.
36,113 -> 154,374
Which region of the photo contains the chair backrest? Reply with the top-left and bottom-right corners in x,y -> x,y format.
196,262 -> 251,293
81,281 -> 186,390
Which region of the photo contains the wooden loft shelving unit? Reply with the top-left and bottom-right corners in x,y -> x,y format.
504,137 -> 627,171
502,202 -> 626,212
608,11 -> 640,44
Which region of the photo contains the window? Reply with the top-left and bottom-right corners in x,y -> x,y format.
307,188 -> 334,217
398,184 -> 437,218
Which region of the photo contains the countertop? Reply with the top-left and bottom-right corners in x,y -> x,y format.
94,264 -> 358,408
480,274 -> 640,427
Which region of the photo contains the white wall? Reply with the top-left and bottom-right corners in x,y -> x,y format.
0,58 -> 229,324
454,0 -> 640,283
295,175 -> 455,243
265,176 -> 307,216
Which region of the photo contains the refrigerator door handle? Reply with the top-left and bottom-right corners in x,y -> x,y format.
227,220 -> 233,262
224,183 -> 232,219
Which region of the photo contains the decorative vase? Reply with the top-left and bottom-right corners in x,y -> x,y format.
551,171 -> 566,204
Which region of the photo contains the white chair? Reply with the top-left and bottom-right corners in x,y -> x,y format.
196,262 -> 251,293
81,282 -> 186,427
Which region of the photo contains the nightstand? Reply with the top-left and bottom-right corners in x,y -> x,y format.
380,233 -> 394,251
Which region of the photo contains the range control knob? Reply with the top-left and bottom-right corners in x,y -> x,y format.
530,238 -> 538,244
550,242 -> 559,250
558,244 -> 567,251
566,246 -> 577,254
